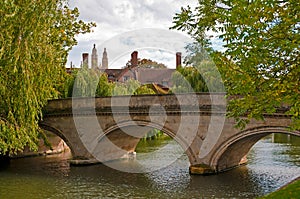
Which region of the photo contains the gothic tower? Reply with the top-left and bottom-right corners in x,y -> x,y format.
91,44 -> 98,69
102,48 -> 108,69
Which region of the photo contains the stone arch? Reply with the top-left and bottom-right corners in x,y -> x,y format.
39,123 -> 75,156
211,126 -> 300,172
98,120 -> 196,164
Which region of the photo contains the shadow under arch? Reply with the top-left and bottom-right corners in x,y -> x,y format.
211,126 -> 300,172
39,123 -> 74,157
99,120 -> 196,165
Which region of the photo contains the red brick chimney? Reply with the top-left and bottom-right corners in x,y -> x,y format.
82,53 -> 89,67
176,52 -> 182,70
131,51 -> 138,68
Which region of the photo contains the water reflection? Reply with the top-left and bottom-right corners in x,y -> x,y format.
272,133 -> 300,146
0,134 -> 299,199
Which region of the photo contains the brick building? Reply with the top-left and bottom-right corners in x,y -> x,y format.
70,45 -> 182,91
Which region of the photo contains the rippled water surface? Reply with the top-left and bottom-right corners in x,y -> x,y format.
0,134 -> 299,198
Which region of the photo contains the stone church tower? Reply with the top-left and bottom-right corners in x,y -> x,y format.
91,44 -> 98,69
102,48 -> 108,69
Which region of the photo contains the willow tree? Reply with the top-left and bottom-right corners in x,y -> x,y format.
172,0 -> 300,129
172,60 -> 224,93
0,0 -> 95,154
70,68 -> 114,98
112,79 -> 156,96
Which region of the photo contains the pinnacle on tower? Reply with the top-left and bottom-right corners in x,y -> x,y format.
102,48 -> 108,69
91,44 -> 98,69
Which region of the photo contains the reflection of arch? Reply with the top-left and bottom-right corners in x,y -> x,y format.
100,120 -> 196,163
39,123 -> 74,156
211,126 -> 300,172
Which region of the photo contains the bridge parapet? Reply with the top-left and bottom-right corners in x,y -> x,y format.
40,93 -> 298,175
44,93 -> 227,117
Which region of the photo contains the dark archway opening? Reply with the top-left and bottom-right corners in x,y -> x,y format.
135,129 -> 172,153
215,128 -> 300,173
98,124 -> 190,173
11,127 -> 72,159
248,133 -> 300,166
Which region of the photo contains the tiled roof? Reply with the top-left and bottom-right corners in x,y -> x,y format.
136,68 -> 175,85
102,69 -> 124,81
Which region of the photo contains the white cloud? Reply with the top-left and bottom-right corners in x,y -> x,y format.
67,0 -> 198,68
95,28 -> 192,69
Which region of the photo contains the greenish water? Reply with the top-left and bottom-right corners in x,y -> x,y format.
0,134 -> 299,198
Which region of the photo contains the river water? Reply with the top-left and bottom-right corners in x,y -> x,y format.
0,134 -> 299,199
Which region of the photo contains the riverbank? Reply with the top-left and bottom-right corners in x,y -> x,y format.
262,177 -> 300,198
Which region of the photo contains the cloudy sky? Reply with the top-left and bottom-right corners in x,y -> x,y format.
67,0 -> 199,68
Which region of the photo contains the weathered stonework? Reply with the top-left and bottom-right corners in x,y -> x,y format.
40,93 -> 299,174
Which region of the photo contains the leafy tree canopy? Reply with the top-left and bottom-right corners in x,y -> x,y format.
172,0 -> 300,129
68,68 -> 113,98
125,58 -> 168,69
113,79 -> 156,96
138,58 -> 168,69
171,42 -> 225,93
171,60 -> 224,93
0,0 -> 95,154
66,68 -> 155,97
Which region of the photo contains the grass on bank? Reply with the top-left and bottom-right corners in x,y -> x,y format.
262,178 -> 300,199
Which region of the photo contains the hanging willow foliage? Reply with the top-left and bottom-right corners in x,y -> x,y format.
0,0 -> 95,154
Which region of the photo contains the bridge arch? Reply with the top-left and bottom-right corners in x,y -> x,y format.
97,120 -> 197,164
211,126 -> 300,172
39,123 -> 75,156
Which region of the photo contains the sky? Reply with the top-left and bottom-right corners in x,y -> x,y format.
67,0 -> 199,69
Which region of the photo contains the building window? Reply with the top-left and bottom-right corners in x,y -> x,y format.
123,76 -> 130,81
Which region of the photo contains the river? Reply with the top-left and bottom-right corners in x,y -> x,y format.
0,134 -> 299,199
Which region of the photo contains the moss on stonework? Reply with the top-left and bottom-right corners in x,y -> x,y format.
189,164 -> 216,175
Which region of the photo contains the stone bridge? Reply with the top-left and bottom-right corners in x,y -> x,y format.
40,93 -> 299,175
